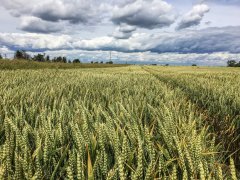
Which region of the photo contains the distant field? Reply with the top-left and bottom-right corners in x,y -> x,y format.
0,59 -> 128,70
0,66 -> 239,179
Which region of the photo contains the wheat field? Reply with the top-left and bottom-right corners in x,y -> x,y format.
0,66 -> 239,179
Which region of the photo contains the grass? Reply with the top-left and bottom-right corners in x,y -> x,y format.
0,59 -> 128,70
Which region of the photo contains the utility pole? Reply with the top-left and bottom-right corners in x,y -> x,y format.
109,51 -> 112,62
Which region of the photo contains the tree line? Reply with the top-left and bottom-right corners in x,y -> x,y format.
13,50 -> 80,63
227,60 -> 240,67
0,50 -> 114,64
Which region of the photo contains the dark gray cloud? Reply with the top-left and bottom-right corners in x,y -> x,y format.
112,32 -> 132,39
150,26 -> 240,54
20,17 -> 63,33
118,24 -> 136,33
176,4 -> 210,30
1,0 -> 105,26
112,0 -> 175,29
32,1 -> 96,24
112,24 -> 136,39
1,0 -> 140,26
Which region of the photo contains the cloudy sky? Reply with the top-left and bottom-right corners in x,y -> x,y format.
0,0 -> 240,65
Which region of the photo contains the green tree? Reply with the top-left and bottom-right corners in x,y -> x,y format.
62,57 -> 67,63
56,56 -> 63,62
33,54 -> 45,62
73,59 -> 81,63
236,61 -> 240,67
52,56 -> 67,63
53,56 -> 62,62
106,61 -> 113,64
0,54 -> 2,59
46,55 -> 50,61
14,50 -> 22,59
227,60 -> 237,67
14,50 -> 31,60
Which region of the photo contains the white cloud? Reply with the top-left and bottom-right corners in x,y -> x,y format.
176,4 -> 210,30
0,0 -> 239,65
3,47 -> 239,66
0,26 -> 240,54
0,33 -> 72,50
0,46 -> 14,56
42,49 -> 240,66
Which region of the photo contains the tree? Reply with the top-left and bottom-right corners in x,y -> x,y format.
227,60 -> 237,67
91,61 -> 93,64
57,56 -> 62,62
14,50 -> 31,60
106,61 -> 113,64
52,56 -> 67,63
100,61 -> 103,64
14,50 -> 22,59
53,56 -> 62,62
0,54 -> 2,59
46,55 -> 50,62
73,59 -> 81,63
33,54 -> 45,62
192,64 -> 197,66
62,57 -> 67,63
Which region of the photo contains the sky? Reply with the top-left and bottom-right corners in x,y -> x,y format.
0,0 -> 240,65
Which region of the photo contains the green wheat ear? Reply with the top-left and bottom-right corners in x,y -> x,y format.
230,157 -> 237,180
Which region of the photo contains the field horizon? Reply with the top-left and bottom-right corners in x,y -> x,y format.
0,59 -> 129,70
1,58 -> 237,70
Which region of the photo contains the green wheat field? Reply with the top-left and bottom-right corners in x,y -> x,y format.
0,65 -> 239,179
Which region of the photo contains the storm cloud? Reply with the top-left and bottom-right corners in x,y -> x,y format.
112,0 -> 175,29
112,24 -> 136,39
150,26 -> 240,54
20,16 -> 63,33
